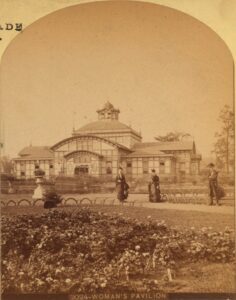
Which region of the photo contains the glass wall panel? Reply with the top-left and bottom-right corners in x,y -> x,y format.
26,162 -> 30,171
137,168 -> 142,174
148,159 -> 154,168
180,162 -> 186,171
165,160 -> 170,166
132,159 -> 138,167
143,159 -> 148,174
159,161 -> 165,174
87,140 -> 93,151
165,166 -> 170,174
68,140 -> 77,152
154,160 -> 159,167
81,140 -> 88,150
77,141 -> 82,150
39,161 -> 45,169
112,160 -> 117,167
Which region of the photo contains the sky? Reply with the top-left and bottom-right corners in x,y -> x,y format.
0,0 -> 234,159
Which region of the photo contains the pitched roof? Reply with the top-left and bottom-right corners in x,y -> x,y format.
51,135 -> 131,152
74,120 -> 141,137
125,149 -> 173,158
76,120 -> 129,131
16,146 -> 54,160
132,141 -> 194,151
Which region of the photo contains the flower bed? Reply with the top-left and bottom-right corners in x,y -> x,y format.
1,208 -> 235,294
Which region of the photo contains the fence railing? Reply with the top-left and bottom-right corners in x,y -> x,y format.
1,196 -> 131,207
1,187 -> 234,207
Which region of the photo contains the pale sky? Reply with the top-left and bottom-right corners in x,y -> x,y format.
0,0 -> 234,159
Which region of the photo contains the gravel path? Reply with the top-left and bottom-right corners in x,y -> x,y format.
1,192 -> 234,215
64,193 -> 235,215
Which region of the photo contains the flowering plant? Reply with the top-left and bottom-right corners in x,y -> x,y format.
1,209 -> 234,294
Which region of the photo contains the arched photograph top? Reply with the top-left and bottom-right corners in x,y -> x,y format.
0,1 -> 235,298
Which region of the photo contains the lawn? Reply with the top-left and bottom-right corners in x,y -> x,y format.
2,204 -> 234,231
1,205 -> 235,295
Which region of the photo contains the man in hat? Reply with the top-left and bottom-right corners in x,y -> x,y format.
148,169 -> 160,202
208,163 -> 219,205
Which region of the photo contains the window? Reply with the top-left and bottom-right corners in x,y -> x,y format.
69,140 -> 77,152
81,141 -> 87,150
180,162 -> 186,171
160,161 -> 165,174
106,161 -> 112,174
50,164 -> 54,169
138,160 -> 142,167
20,171 -> 25,177
149,158 -> 155,167
107,150 -> 112,156
127,161 -> 132,174
165,165 -> 171,174
106,167 -> 112,174
87,140 -> 93,150
154,160 -> 159,167
112,160 -> 117,167
132,159 -> 138,167
143,159 -> 148,174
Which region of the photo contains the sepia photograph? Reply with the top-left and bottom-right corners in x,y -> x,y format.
0,1 -> 235,299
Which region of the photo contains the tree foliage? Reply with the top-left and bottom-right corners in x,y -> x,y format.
0,156 -> 14,174
212,105 -> 234,173
155,132 -> 192,142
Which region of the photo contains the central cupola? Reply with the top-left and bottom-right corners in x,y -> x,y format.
96,101 -> 120,120
73,101 -> 142,148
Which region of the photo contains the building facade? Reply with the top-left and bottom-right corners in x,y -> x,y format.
13,102 -> 201,180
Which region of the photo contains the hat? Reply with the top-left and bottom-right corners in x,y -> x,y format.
151,169 -> 156,172
119,167 -> 123,170
208,163 -> 215,167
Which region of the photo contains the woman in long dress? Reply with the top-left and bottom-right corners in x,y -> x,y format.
116,167 -> 128,202
148,169 -> 160,202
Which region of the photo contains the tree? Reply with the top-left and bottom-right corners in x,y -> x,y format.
0,156 -> 14,174
212,105 -> 234,173
155,131 -> 192,142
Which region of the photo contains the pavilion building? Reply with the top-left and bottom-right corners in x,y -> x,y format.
13,102 -> 201,181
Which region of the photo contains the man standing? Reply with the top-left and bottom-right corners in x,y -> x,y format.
116,167 -> 128,202
208,163 -> 219,206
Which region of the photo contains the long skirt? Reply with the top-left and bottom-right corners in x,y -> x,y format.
149,183 -> 161,202
117,183 -> 126,201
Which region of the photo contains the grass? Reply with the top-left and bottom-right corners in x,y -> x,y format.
89,205 -> 234,231
176,263 -> 236,293
2,204 -> 234,231
1,204 -> 235,293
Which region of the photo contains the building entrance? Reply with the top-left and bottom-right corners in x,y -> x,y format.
74,165 -> 89,175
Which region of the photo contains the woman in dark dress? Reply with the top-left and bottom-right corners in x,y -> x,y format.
116,167 -> 129,202
148,169 -> 160,202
